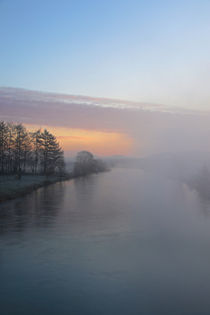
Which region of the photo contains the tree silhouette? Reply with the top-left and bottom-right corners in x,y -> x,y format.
0,121 -> 65,177
74,150 -> 107,176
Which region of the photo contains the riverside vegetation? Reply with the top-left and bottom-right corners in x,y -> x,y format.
0,121 -> 107,201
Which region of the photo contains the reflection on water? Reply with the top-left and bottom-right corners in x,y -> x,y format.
0,182 -> 65,235
1,168 -> 210,315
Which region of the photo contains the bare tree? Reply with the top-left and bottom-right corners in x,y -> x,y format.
6,123 -> 15,174
30,129 -> 42,174
0,121 -> 9,174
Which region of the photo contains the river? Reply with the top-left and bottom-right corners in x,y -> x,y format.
1,168 -> 210,315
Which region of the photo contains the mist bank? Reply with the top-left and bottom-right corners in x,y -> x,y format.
106,152 -> 210,205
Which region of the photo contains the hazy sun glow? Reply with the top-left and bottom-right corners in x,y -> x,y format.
25,124 -> 133,156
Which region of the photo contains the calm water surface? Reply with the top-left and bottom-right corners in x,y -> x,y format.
1,168 -> 210,315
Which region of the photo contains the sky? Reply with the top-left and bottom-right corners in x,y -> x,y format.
1,0 -> 210,110
1,1 -> 210,157
1,87 -> 210,157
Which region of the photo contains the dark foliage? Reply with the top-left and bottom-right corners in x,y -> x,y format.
0,121 -> 65,176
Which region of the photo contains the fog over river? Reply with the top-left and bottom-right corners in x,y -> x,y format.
1,168 -> 210,315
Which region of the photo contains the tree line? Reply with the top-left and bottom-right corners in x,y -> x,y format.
73,150 -> 107,176
0,121 -> 65,176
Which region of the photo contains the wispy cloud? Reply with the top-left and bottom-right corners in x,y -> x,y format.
1,87 -> 210,156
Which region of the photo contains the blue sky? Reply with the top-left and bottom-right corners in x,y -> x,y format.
1,0 -> 210,109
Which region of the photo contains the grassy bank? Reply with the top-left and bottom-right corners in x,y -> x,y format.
0,174 -> 71,202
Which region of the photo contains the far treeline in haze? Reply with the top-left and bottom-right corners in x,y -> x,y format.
0,121 -> 65,176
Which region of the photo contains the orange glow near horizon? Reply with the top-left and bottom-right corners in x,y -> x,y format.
25,124 -> 133,156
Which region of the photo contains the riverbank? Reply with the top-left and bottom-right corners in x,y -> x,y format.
0,174 -> 72,202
